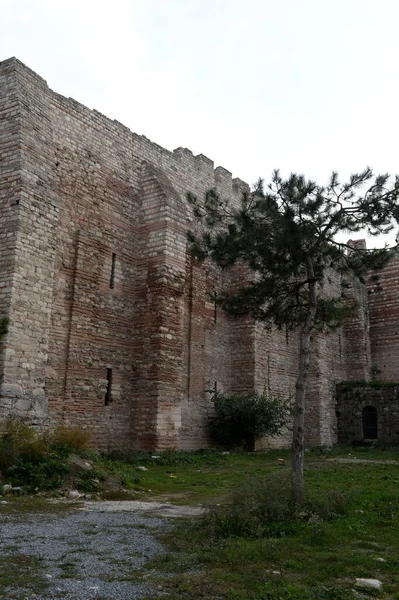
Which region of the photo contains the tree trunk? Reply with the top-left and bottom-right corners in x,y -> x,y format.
291,260 -> 317,505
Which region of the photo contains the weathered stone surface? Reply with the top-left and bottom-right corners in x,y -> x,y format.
0,57 -> 397,451
336,384 -> 399,445
354,578 -> 383,592
67,454 -> 93,473
67,490 -> 82,500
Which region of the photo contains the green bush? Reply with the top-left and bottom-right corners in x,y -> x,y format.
0,420 -> 93,491
201,471 -> 296,539
50,424 -> 91,453
0,420 -> 48,472
209,391 -> 289,449
6,456 -> 69,491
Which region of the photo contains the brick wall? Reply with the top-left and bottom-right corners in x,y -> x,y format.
0,59 -> 58,425
368,252 -> 399,381
0,60 -> 21,400
336,383 -> 399,445
0,57 -> 379,449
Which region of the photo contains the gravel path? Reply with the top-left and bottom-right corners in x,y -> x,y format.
0,503 -> 171,599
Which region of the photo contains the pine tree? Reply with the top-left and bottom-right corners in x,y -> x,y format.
188,168 -> 399,503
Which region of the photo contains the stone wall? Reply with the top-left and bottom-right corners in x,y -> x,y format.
0,57 -> 378,450
368,252 -> 399,381
0,59 -> 57,426
0,60 -> 21,404
336,383 -> 399,445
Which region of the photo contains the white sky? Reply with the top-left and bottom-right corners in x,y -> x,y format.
1,0 -> 398,245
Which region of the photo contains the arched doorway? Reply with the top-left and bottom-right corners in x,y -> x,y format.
362,405 -> 378,440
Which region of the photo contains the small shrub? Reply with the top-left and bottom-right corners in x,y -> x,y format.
302,517 -> 329,547
75,470 -> 103,493
0,420 -> 93,491
209,391 -> 289,450
0,420 -> 48,471
201,471 -> 296,539
305,489 -> 351,521
6,456 -> 69,490
50,425 -> 91,453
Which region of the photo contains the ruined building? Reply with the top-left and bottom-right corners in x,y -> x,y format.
0,58 -> 398,450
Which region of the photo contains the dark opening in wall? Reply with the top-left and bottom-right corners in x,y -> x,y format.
110,253 -> 116,289
362,405 -> 378,439
105,368 -> 113,405
212,291 -> 217,324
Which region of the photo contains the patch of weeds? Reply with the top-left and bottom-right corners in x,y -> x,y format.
301,518 -> 330,547
50,424 -> 91,452
198,471 -> 298,539
6,455 -> 69,491
0,419 -> 94,493
305,489 -> 351,521
58,561 -> 78,579
83,528 -> 99,535
148,550 -> 199,574
0,554 -> 50,596
142,572 -> 228,600
244,582 -> 353,600
128,523 -> 154,530
0,497 -> 78,514
75,468 -> 104,493
99,573 -> 143,584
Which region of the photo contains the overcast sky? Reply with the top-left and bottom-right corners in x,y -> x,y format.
1,0 -> 398,244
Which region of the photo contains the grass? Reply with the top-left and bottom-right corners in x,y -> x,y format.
97,449 -> 294,503
0,495 -> 82,514
138,448 -> 399,600
1,443 -> 399,599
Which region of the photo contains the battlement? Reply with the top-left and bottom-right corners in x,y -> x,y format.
0,58 -> 248,200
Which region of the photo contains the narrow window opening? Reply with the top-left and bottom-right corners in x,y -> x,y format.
110,253 -> 116,289
362,405 -> 377,439
105,368 -> 113,405
214,381 -> 218,396
212,291 -> 218,324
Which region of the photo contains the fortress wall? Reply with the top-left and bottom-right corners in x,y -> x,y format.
0,60 -> 23,405
368,253 -> 399,381
0,58 -> 57,426
0,57 -> 376,449
0,58 -> 246,448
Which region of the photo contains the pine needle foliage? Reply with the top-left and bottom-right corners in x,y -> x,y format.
188,169 -> 398,330
188,168 -> 399,503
